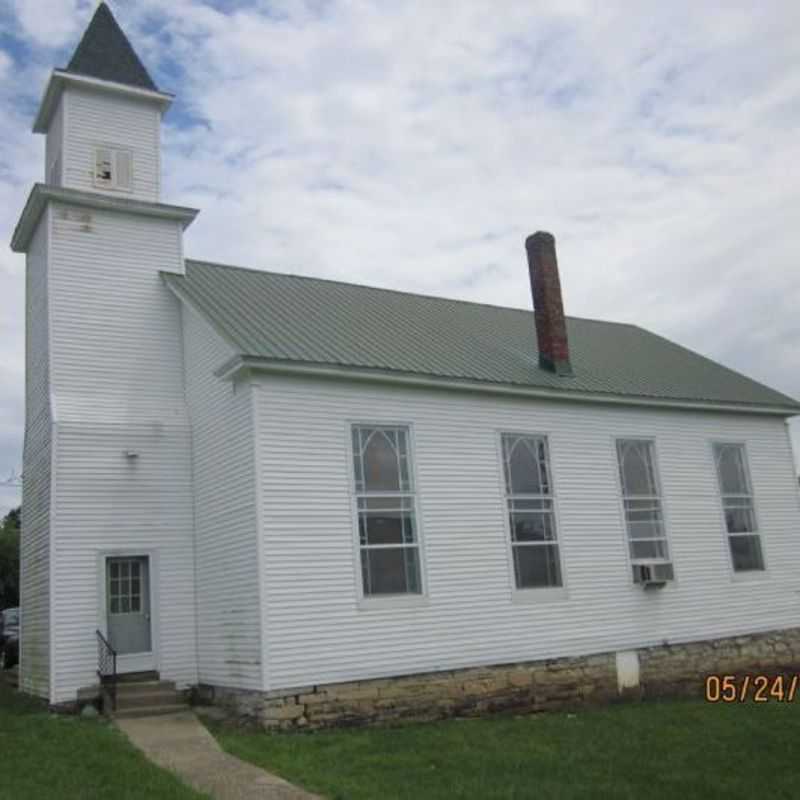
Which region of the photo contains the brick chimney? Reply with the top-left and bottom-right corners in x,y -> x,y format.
525,231 -> 573,376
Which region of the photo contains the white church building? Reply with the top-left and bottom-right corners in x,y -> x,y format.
12,5 -> 800,723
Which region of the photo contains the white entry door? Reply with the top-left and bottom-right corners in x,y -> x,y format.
106,556 -> 155,673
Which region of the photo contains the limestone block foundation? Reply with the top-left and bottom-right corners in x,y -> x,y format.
197,627 -> 800,730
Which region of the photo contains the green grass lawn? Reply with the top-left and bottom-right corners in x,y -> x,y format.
212,698 -> 800,800
0,679 -> 205,800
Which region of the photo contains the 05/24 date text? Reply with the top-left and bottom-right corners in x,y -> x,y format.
705,674 -> 799,703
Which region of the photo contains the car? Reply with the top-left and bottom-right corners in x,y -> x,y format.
0,607 -> 19,670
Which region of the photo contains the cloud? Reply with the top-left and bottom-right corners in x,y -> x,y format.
0,0 -> 799,516
0,51 -> 11,82
10,0 -> 85,48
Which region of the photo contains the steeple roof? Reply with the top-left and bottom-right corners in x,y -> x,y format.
65,3 -> 157,91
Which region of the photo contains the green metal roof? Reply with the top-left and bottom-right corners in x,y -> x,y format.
164,260 -> 800,414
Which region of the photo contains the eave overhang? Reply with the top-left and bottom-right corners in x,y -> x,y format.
33,69 -> 174,134
11,184 -> 198,253
213,354 -> 800,418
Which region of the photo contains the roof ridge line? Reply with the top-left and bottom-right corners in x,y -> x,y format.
183,257 -> 634,328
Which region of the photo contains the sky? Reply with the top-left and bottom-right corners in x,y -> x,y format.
0,0 -> 799,515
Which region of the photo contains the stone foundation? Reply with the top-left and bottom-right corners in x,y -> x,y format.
199,627 -> 800,730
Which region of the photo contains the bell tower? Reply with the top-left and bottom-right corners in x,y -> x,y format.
33,2 -> 170,202
11,3 -> 200,703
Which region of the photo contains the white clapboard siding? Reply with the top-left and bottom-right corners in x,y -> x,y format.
20,212 -> 52,698
46,201 -> 196,703
51,422 -> 197,700
45,97 -> 63,186
254,374 -> 800,691
61,86 -> 160,202
181,305 -> 262,689
49,204 -> 185,423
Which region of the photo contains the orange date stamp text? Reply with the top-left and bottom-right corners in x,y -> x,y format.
705,673 -> 799,703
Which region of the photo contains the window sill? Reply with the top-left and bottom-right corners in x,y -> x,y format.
511,587 -> 569,605
92,181 -> 134,193
357,594 -> 429,612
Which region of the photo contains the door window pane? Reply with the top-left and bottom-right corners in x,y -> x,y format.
108,558 -> 145,615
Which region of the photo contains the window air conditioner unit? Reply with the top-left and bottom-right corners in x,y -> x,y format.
632,561 -> 674,587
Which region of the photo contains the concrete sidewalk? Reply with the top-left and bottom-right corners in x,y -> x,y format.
116,711 -> 321,800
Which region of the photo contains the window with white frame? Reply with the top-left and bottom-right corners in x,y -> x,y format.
713,443 -> 764,572
93,146 -> 133,191
616,439 -> 673,578
351,425 -> 422,596
501,433 -> 562,589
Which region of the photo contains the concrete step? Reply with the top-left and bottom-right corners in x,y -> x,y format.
115,691 -> 182,710
114,680 -> 176,696
116,671 -> 160,683
113,703 -> 189,719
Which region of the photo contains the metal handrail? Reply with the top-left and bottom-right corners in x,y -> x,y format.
96,629 -> 117,712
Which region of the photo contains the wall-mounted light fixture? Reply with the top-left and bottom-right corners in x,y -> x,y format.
124,450 -> 139,460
